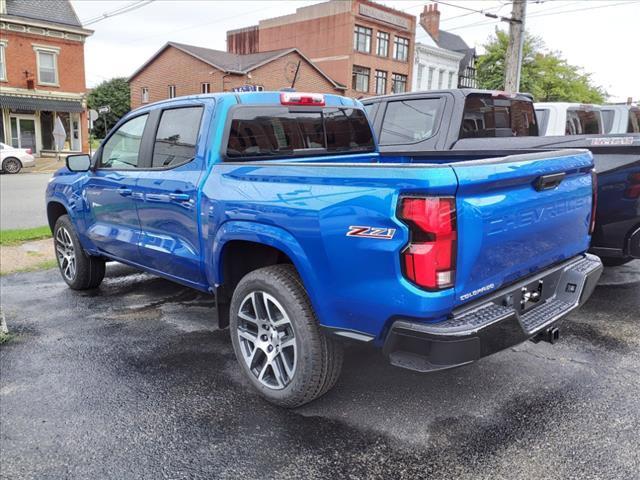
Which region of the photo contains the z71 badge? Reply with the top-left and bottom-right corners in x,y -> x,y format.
346,226 -> 396,240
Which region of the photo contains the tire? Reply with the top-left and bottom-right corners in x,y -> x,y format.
229,264 -> 343,408
53,215 -> 105,290
2,157 -> 22,174
602,257 -> 633,267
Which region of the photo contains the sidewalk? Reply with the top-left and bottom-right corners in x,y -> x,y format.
30,157 -> 66,174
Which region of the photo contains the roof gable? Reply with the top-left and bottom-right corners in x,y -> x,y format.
130,41 -> 345,89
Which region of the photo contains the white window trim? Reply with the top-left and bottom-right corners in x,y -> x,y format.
32,44 -> 60,87
141,87 -> 149,103
168,85 -> 176,98
201,82 -> 210,94
0,40 -> 7,82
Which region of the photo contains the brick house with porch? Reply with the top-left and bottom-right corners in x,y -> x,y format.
0,0 -> 92,155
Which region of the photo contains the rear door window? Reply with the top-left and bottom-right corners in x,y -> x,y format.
535,109 -> 550,135
628,108 -> 640,133
225,107 -> 374,160
379,98 -> 442,145
460,94 -> 538,138
601,108 -> 615,133
152,106 -> 204,168
565,109 -> 602,135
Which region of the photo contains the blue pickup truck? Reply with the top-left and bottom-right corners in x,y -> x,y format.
46,91 -> 603,407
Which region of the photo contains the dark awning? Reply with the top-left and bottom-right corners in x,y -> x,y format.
0,95 -> 84,113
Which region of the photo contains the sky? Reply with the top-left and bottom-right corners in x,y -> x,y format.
70,0 -> 640,102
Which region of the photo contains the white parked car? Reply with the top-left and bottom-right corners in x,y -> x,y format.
534,103 -> 604,136
0,142 -> 36,174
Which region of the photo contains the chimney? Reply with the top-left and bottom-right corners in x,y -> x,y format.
420,4 -> 441,42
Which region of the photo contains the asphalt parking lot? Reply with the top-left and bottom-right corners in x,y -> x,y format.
1,262 -> 639,480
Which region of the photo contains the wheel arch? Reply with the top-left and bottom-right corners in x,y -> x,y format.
211,222 -> 316,329
47,201 -> 69,233
2,156 -> 23,170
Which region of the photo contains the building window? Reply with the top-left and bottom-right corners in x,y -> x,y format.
0,42 -> 6,81
33,46 -> 59,86
375,70 -> 387,95
201,82 -> 211,94
416,65 -> 424,89
353,25 -> 372,53
438,69 -> 445,89
448,71 -> 455,89
168,85 -> 176,98
141,87 -> 149,103
391,73 -> 407,94
393,36 -> 409,62
352,65 -> 370,93
427,67 -> 435,89
376,31 -> 389,57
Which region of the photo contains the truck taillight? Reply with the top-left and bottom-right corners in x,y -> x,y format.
590,170 -> 598,235
399,197 -> 457,290
280,92 -> 325,106
624,172 -> 640,199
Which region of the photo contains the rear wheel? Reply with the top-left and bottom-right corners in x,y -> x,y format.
54,215 -> 105,290
2,157 -> 22,174
230,264 -> 343,408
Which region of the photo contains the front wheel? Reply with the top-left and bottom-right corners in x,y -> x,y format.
54,215 -> 105,290
229,265 -> 343,408
2,157 -> 22,174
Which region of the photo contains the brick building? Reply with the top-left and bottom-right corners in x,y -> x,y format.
0,0 -> 92,154
227,0 -> 416,98
128,42 -> 345,110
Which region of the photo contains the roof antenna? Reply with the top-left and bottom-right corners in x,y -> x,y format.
290,61 -> 301,89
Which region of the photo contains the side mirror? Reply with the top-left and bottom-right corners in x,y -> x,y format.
66,154 -> 91,172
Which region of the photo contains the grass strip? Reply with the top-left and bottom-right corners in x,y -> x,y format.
0,226 -> 52,246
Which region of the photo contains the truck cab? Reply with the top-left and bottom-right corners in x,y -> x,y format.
535,102 -> 604,136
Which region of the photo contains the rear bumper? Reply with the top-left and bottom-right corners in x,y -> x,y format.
383,254 -> 603,373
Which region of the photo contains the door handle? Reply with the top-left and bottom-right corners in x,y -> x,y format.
117,187 -> 132,197
534,172 -> 565,191
169,192 -> 191,202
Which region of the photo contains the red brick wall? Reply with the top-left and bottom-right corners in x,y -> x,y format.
130,46 -> 220,109
1,30 -> 87,92
256,0 -> 415,98
129,46 -> 341,110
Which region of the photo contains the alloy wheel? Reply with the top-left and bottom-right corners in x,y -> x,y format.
55,227 -> 77,281
236,291 -> 297,390
3,159 -> 21,174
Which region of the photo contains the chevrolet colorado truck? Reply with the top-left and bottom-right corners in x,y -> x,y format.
363,89 -> 640,265
47,91 -> 602,407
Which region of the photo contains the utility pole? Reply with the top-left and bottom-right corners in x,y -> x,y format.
504,0 -> 527,93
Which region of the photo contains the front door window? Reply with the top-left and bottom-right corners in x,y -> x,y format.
10,116 -> 36,151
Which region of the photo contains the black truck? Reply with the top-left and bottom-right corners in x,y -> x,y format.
363,89 -> 640,265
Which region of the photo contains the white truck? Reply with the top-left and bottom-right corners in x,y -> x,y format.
600,104 -> 640,134
535,102 -> 603,136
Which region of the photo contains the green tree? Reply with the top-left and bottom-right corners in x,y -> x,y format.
476,30 -> 606,103
87,77 -> 131,138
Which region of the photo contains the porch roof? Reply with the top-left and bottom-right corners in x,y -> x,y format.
0,95 -> 84,113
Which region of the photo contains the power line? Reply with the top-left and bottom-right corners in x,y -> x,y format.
81,0 -> 155,26
435,0 -> 517,23
442,0 -> 639,32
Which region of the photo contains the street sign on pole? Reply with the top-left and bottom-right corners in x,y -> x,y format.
98,105 -> 111,114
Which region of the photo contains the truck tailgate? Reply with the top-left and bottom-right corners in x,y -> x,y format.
451,150 -> 594,306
